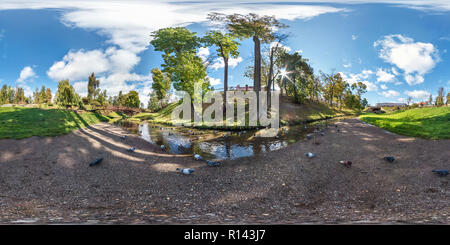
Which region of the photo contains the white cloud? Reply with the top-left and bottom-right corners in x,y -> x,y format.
1,1 -> 347,108
269,42 -> 291,53
404,90 -> 431,100
208,77 -> 221,86
17,66 -> 36,82
343,63 -> 352,68
376,68 -> 396,83
380,90 -> 400,97
47,49 -> 110,81
362,81 -> 378,91
374,34 -> 439,85
351,34 -> 358,40
197,47 -> 210,62
210,56 -> 243,70
340,69 -> 373,84
380,84 -> 388,90
295,49 -> 303,54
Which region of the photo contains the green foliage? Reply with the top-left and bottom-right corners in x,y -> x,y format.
55,80 -> 80,107
0,107 -> 109,139
147,91 -> 162,112
360,107 -> 450,139
435,87 -> 445,106
124,90 -> 140,108
151,27 -> 209,97
202,31 -> 240,60
151,68 -> 171,106
87,72 -> 100,102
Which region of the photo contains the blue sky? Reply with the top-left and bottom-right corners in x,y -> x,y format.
1,0 -> 450,106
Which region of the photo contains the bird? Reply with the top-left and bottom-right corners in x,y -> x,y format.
339,160 -> 352,168
206,160 -> 221,166
383,156 -> 395,162
176,168 -> 195,175
304,152 -> 317,158
320,132 -> 325,136
89,158 -> 103,167
128,147 -> 136,152
194,154 -> 203,160
306,134 -> 313,140
432,169 -> 449,177
160,145 -> 166,151
121,135 -> 126,140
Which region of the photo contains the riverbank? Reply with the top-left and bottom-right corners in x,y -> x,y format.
0,119 -> 448,224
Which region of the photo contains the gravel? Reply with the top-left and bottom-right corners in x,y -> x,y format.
0,119 -> 448,224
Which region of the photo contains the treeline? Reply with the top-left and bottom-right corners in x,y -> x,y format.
0,84 -> 52,105
148,12 -> 369,115
53,73 -> 141,109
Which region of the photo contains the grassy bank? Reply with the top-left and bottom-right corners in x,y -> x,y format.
132,98 -> 358,129
359,106 -> 450,139
0,107 -> 109,139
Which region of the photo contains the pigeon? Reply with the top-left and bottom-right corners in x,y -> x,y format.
206,160 -> 221,166
432,169 -> 449,177
128,147 -> 136,152
194,154 -> 203,160
383,156 -> 395,162
306,134 -> 313,140
176,168 -> 195,175
89,158 -> 103,167
320,132 -> 325,136
121,135 -> 126,140
161,145 -> 166,151
304,152 -> 317,158
339,160 -> 352,168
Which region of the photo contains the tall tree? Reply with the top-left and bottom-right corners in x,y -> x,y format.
435,87 -> 445,106
87,72 -> 100,102
124,91 -> 140,108
151,27 -> 209,98
151,68 -> 171,107
45,88 -> 52,103
211,13 -> 287,120
202,30 -> 240,108
55,80 -> 80,108
0,85 -> 7,104
39,86 -> 47,103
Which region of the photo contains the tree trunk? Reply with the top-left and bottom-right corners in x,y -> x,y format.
253,36 -> 261,123
224,57 -> 228,116
267,47 -> 274,110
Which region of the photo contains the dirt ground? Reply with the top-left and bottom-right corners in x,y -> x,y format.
0,119 -> 449,224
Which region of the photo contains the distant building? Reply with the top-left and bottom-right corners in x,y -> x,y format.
375,103 -> 407,107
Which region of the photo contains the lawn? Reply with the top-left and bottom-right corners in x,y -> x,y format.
359,106 -> 450,139
0,107 -> 109,139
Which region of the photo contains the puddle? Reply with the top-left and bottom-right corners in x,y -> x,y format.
116,118 -> 343,160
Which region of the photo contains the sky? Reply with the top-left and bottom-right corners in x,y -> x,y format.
1,0 -> 450,106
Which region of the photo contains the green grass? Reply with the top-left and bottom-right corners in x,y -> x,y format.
132,97 -> 359,129
0,107 -> 109,139
359,106 -> 450,139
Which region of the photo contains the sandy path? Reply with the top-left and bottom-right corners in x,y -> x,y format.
0,119 -> 448,224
